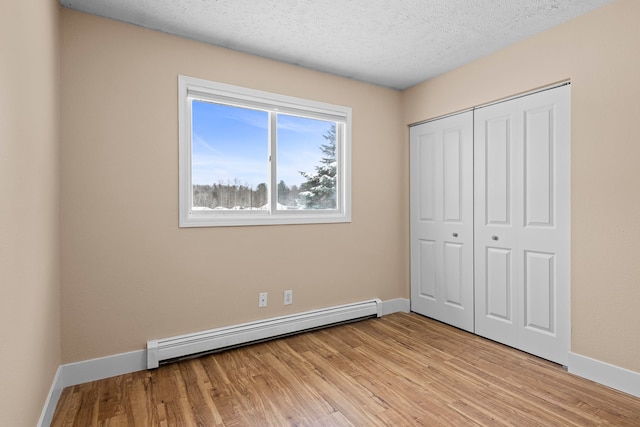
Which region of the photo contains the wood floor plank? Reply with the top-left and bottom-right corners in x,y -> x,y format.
51,313 -> 640,426
258,348 -> 335,421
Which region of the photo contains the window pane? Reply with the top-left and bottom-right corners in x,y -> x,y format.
191,100 -> 269,210
277,114 -> 337,210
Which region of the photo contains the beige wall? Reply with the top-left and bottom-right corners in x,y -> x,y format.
60,9 -> 406,363
403,0 -> 640,372
0,0 -> 61,425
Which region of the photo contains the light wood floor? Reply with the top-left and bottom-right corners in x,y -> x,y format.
52,312 -> 640,426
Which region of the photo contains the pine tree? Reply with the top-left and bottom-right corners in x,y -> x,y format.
277,180 -> 291,205
299,125 -> 337,209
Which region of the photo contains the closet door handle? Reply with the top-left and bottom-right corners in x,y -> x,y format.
491,235 -> 499,241
452,232 -> 458,238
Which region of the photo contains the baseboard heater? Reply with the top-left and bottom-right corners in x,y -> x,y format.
146,299 -> 382,369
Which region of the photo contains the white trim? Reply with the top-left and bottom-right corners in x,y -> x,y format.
183,76 -> 348,120
62,350 -> 147,387
568,352 -> 640,398
380,298 -> 410,315
37,352 -> 146,426
37,367 -> 64,427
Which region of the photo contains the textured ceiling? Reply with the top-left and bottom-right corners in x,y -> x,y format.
59,0 -> 613,90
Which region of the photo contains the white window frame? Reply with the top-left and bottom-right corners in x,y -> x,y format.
178,75 -> 352,227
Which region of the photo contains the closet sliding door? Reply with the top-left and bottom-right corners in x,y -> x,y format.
474,85 -> 570,365
410,112 -> 474,333
410,84 -> 570,365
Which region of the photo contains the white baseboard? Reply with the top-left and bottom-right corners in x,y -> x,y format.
38,351 -> 146,426
380,298 -> 410,315
37,367 -> 64,427
568,352 -> 640,398
38,297 -> 410,425
63,349 -> 147,387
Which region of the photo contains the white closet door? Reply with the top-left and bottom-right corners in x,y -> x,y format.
474,85 -> 570,365
410,111 -> 474,332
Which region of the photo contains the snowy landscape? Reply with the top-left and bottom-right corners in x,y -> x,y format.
193,125 -> 338,211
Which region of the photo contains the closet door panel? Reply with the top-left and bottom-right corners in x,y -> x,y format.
411,111 -> 474,332
485,247 -> 512,322
418,132 -> 437,222
475,101 -> 519,347
443,242 -> 464,308
524,106 -> 554,227
524,250 -> 555,333
486,117 -> 512,225
517,86 -> 570,365
443,129 -> 463,222
419,240 -> 437,300
475,85 -> 570,365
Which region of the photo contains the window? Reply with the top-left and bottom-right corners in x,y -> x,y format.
179,75 -> 352,227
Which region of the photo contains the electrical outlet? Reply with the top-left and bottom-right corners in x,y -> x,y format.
259,292 -> 267,307
284,290 -> 293,305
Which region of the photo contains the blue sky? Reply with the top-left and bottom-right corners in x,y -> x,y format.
191,100 -> 333,188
